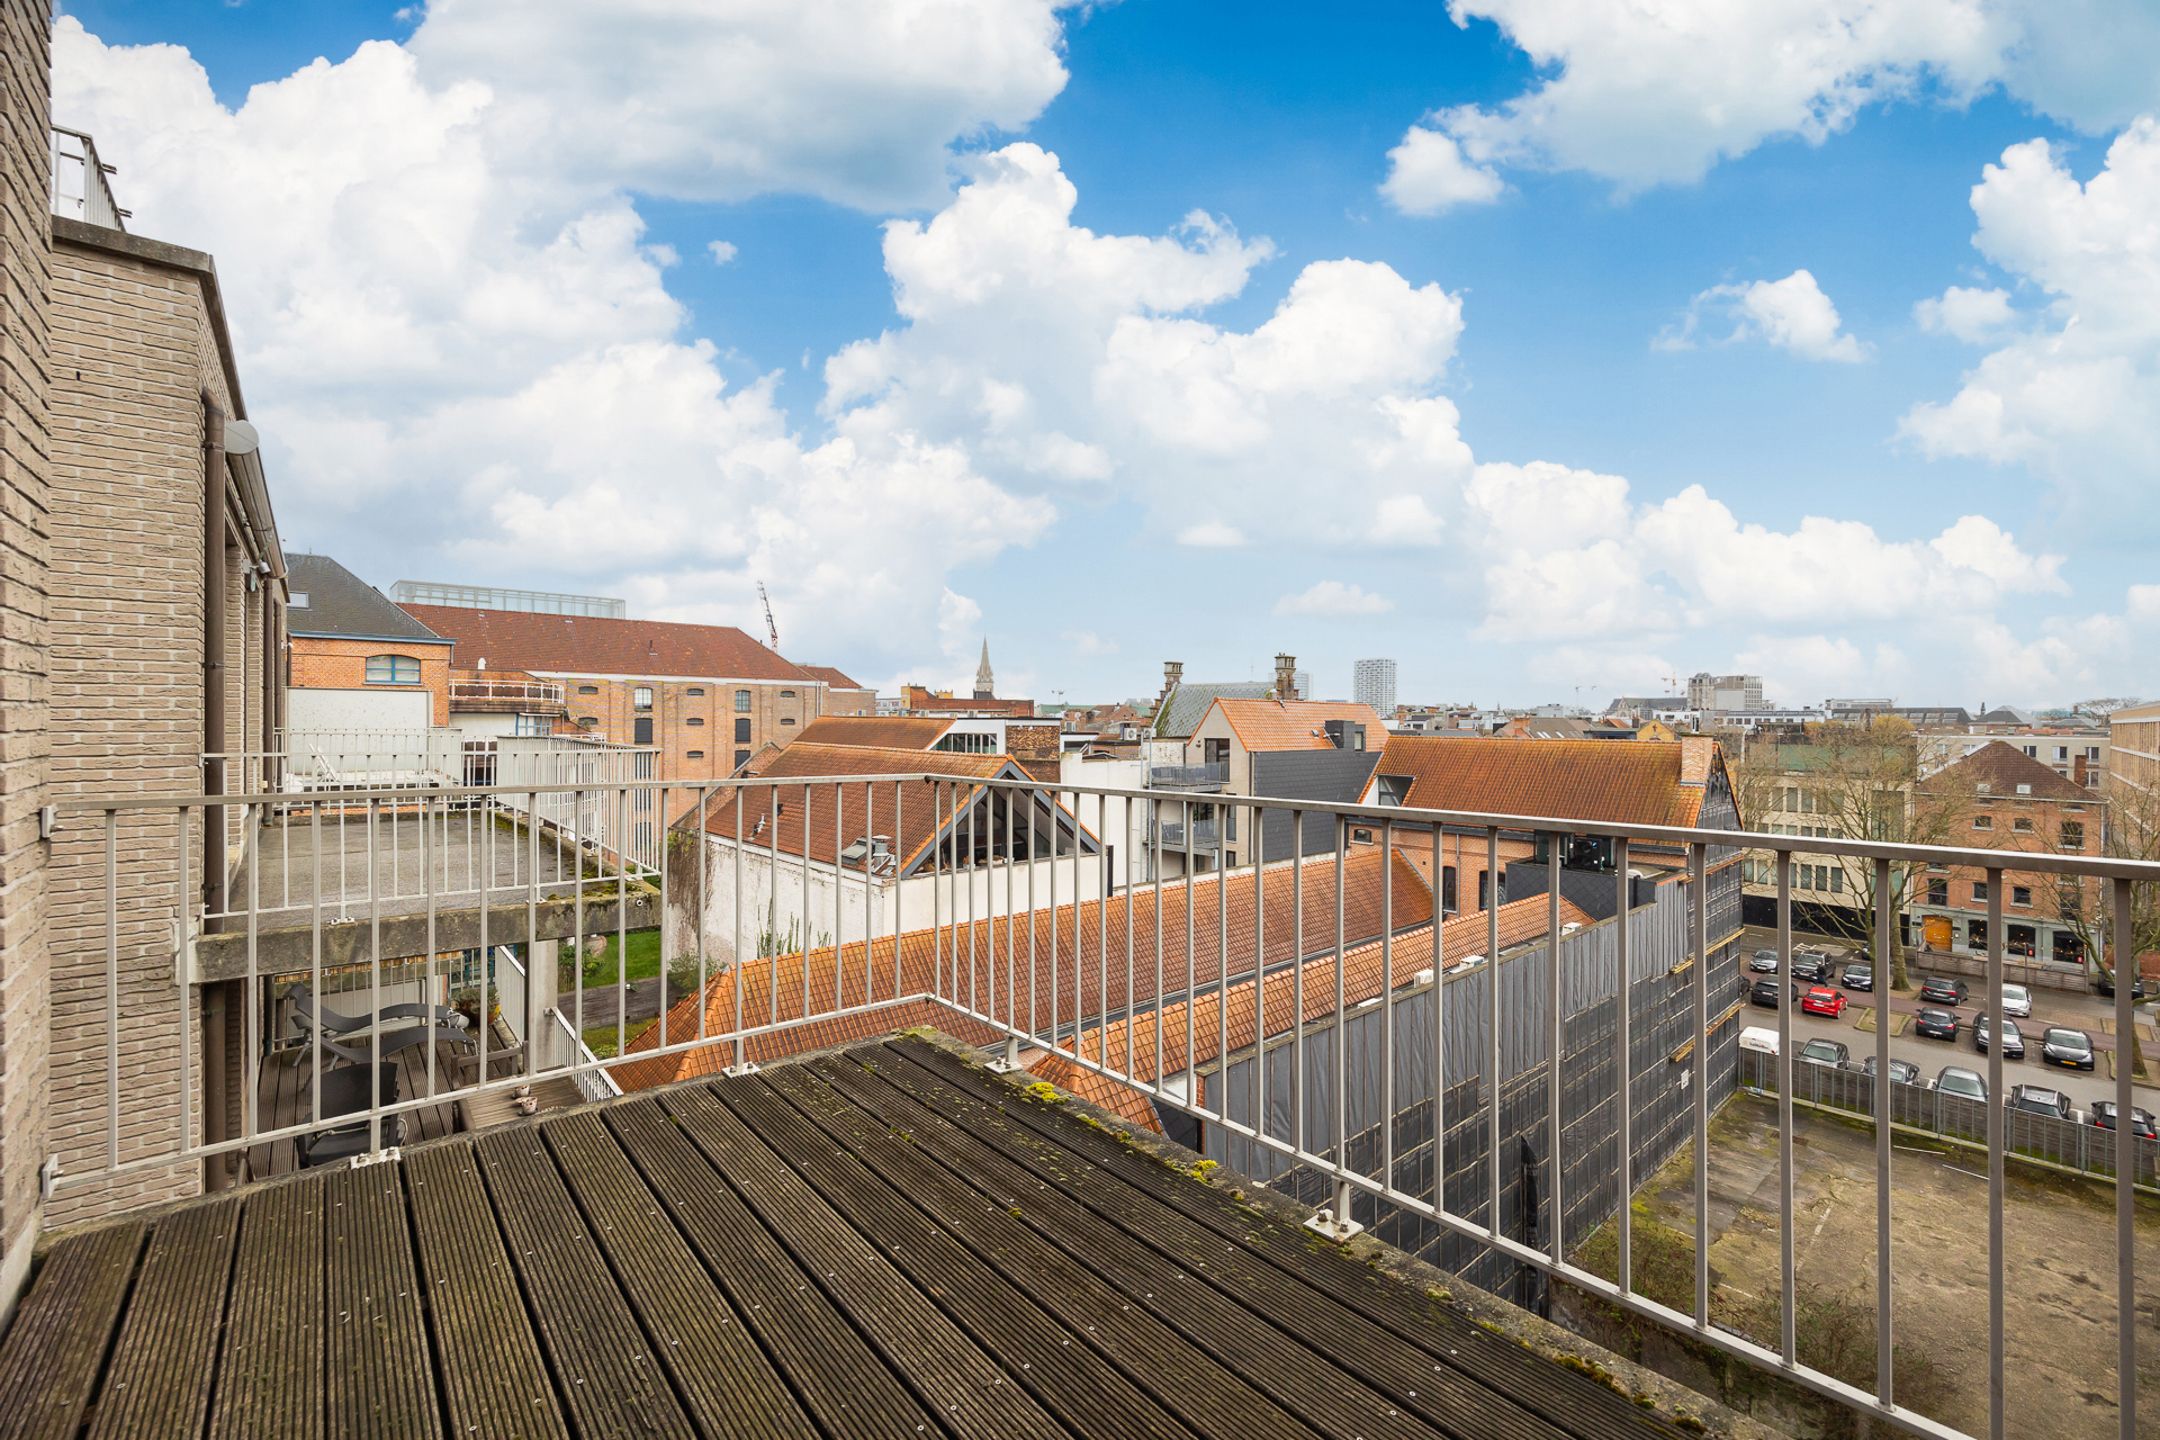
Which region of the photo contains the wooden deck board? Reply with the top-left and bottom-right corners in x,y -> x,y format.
471,1128 -> 693,1440
208,1179 -> 323,1440
0,1223 -> 143,1440
891,1037 -> 1691,1440
88,1201 -> 238,1440
0,1035 -> 1698,1440
540,1110 -> 809,1440
323,1165 -> 440,1440
402,1145 -> 566,1440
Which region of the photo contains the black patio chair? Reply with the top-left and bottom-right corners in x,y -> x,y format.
295,1061 -> 404,1168
284,984 -> 467,1045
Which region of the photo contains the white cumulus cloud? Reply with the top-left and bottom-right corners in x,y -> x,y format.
1275,581 -> 1396,618
1381,126 -> 1505,213
1659,269 -> 1869,362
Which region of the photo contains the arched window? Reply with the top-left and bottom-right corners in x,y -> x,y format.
365,654 -> 421,685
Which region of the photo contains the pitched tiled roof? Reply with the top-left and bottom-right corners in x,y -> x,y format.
1366,734 -> 1725,828
693,742 -> 1017,871
288,554 -> 450,644
792,716 -> 952,750
1047,892 -> 1594,1097
399,604 -> 813,682
614,845 -> 1433,1090
802,664 -> 867,689
1928,740 -> 2092,801
1211,698 -> 1387,753
1154,681 -> 1270,738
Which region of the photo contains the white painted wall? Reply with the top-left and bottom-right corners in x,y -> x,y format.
682,837 -> 1106,970
1060,754 -> 1152,889
286,686 -> 428,734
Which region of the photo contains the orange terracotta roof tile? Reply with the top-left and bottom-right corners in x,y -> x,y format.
691,743 -> 1018,870
1211,698 -> 1388,752
1368,734 -> 1725,828
793,715 -> 953,749
801,664 -> 866,689
615,845 -> 1433,1090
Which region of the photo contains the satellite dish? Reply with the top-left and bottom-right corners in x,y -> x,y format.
223,419 -> 262,456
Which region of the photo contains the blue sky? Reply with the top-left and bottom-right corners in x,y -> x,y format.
52,1 -> 2160,708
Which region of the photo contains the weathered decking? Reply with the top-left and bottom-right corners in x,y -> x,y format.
0,1035 -> 1698,1440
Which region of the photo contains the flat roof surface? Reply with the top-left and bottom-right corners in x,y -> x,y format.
0,1035 -> 1692,1440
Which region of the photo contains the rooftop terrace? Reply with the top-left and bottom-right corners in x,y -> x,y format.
0,1035 -> 1716,1440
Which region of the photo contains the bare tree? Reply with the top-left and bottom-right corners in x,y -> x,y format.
2062,779 -> 2160,1078
1736,720 -> 1970,991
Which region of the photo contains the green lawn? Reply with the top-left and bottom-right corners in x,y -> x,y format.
563,927 -> 664,989
581,1023 -> 630,1060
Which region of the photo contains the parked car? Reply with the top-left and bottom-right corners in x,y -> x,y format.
1749,977 -> 1791,1009
1998,983 -> 2032,1019
2040,1026 -> 2095,1071
1749,949 -> 1780,974
1914,1007 -> 1961,1041
1973,1013 -> 2024,1060
2007,1084 -> 2072,1121
1935,1066 -> 1987,1102
2096,968 -> 2149,1000
2090,1101 -> 2159,1139
1792,953 -> 1831,985
1799,1038 -> 1850,1067
1919,976 -> 1968,1006
1861,1055 -> 1921,1085
1840,963 -> 1874,992
1800,986 -> 1847,1018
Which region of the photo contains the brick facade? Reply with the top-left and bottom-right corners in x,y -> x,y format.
0,0 -> 51,1310
561,674 -> 823,781
44,222 -> 283,1220
289,634 -> 452,726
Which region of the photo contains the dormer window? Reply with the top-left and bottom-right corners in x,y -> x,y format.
1377,775 -> 1412,806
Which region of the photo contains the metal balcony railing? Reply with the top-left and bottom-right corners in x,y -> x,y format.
49,127 -> 126,230
48,771 -> 2159,1440
1148,762 -> 1228,790
448,677 -> 568,710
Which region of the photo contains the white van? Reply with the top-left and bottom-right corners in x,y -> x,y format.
1739,1025 -> 1779,1057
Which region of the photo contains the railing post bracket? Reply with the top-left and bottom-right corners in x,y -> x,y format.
723,1060 -> 762,1077
987,1036 -> 1025,1073
1304,1179 -> 1364,1241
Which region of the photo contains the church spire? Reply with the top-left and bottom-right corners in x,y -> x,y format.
973,637 -> 995,700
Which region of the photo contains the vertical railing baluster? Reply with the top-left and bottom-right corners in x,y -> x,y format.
1292,811 -> 1304,1158
1486,826 -> 1501,1244
1690,840 -> 1709,1329
1985,864 -> 2006,1440
1546,832 -> 1562,1265
1253,799 -> 1265,1147
1432,822 -> 1446,1222
1776,850 -> 1796,1368
1872,856 -> 1894,1411
2111,875 -> 2136,1440
1333,819 -> 1348,1207
1614,836 -> 1632,1298
1382,817 -> 1395,1199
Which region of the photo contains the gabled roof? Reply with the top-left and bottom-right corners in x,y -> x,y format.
399,604 -> 813,682
1208,698 -> 1387,753
802,664 -> 867,689
616,845 -> 1433,1089
692,742 -> 1030,873
1927,740 -> 2093,801
287,554 -> 449,645
1366,734 -> 1726,828
1154,681 -> 1270,738
793,715 -> 952,749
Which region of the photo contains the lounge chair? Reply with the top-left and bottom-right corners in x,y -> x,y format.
284,984 -> 467,1044
295,1062 -> 404,1168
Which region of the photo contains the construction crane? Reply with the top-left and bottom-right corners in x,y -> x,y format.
756,581 -> 779,649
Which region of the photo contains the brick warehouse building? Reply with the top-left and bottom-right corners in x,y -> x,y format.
398,603 -> 856,787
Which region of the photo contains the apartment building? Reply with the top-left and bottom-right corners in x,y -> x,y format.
1919,725 -> 2109,788
40,133 -> 290,1223
2109,699 -> 2160,800
1352,657 -> 1397,714
1906,741 -> 2106,970
399,604 -> 834,782
285,553 -> 454,731
1686,671 -> 1763,712
1182,694 -> 1386,870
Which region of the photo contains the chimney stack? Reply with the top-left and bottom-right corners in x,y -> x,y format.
1161,660 -> 1183,706
1273,653 -> 1297,701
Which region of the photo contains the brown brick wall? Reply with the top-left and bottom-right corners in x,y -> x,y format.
559,675 -> 828,783
290,634 -> 452,726
44,233 -> 272,1219
0,0 -> 50,1303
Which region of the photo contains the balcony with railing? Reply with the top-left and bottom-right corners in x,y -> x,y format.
8,767 -> 2157,1439
49,126 -> 127,230
448,672 -> 569,716
1148,760 -> 1229,791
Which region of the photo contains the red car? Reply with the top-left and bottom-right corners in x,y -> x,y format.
1800,986 -> 1847,1019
